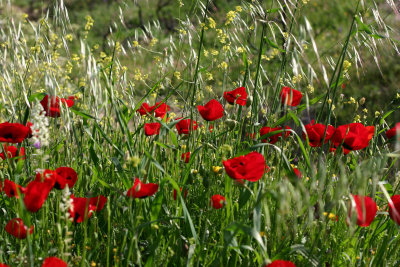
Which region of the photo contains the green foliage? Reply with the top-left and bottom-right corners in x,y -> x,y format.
0,0 -> 399,266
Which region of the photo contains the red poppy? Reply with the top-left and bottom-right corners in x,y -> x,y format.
265,260 -> 296,267
293,167 -> 301,178
331,123 -> 373,154
209,124 -> 214,133
26,121 -> 34,137
42,257 -> 67,267
223,151 -> 268,182
0,263 -> 10,267
127,178 -> 159,199
176,118 -> 198,135
223,87 -> 247,106
348,195 -> 377,227
303,120 -> 335,147
210,194 -> 226,209
246,132 -> 256,139
388,195 -> 400,225
386,123 -> 400,140
23,170 -> 57,212
5,218 -> 33,239
181,152 -> 190,163
0,144 -> 25,160
144,122 -> 161,136
69,194 -> 107,223
260,126 -> 291,144
40,95 -> 75,118
280,87 -> 303,107
153,102 -> 170,118
137,103 -> 153,116
54,167 -> 78,190
137,102 -> 170,119
0,122 -> 29,143
3,179 -> 26,198
197,99 -> 224,121
173,188 -> 188,200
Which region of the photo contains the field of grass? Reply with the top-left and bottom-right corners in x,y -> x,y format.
0,0 -> 400,266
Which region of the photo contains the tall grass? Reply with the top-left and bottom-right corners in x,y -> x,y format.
0,0 -> 399,266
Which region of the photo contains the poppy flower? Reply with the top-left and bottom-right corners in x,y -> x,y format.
144,122 -> 161,136
209,124 -> 214,133
69,194 -> 107,223
265,260 -> 296,267
181,152 -> 190,163
260,126 -> 291,144
173,188 -> 188,200
26,121 -> 33,136
137,103 -> 153,116
197,99 -> 224,121
3,179 -> 26,198
224,87 -> 247,106
137,102 -> 170,118
386,123 -> 400,140
0,263 -> 10,267
223,151 -> 268,182
153,102 -> 170,118
348,195 -> 377,227
0,144 -> 25,160
24,170 -> 58,212
5,218 -> 33,239
54,167 -> 78,190
331,123 -> 373,154
246,132 -> 256,140
0,122 -> 29,143
280,87 -> 303,107
388,195 -> 400,225
176,118 -> 198,135
210,194 -> 226,209
293,167 -> 301,178
42,257 -> 67,267
40,95 -> 75,118
127,178 -> 159,198
303,120 -> 335,147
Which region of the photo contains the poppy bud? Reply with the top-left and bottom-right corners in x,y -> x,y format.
225,119 -> 238,130
246,95 -> 253,108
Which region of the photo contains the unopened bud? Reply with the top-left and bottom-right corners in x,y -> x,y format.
246,96 -> 253,107
225,119 -> 238,130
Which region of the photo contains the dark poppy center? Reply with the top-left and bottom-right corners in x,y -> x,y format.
3,133 -> 14,139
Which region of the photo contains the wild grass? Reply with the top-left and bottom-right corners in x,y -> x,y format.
0,0 -> 399,266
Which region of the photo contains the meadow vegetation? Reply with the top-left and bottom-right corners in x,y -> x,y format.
0,0 -> 399,266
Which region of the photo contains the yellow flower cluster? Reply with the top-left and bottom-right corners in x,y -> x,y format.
216,29 -> 227,44
85,15 -> 94,31
208,17 -> 216,29
150,38 -> 158,47
292,74 -> 302,84
218,62 -> 228,70
225,11 -> 237,25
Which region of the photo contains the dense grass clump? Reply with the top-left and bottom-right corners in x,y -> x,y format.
0,0 -> 399,266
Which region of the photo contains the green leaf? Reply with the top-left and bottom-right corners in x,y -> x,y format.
150,193 -> 164,221
355,15 -> 372,35
264,38 -> 285,52
28,92 -> 46,102
70,107 -> 97,120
